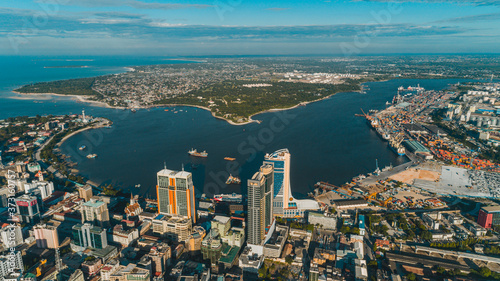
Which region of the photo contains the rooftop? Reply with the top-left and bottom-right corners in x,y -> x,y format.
157,168 -> 191,179
83,199 -> 105,208
213,215 -> 230,225
481,205 -> 500,213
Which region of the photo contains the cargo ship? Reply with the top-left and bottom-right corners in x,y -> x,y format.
188,148 -> 208,158
224,157 -> 236,161
213,193 -> 243,203
225,175 -> 241,185
86,154 -> 97,159
79,145 -> 86,151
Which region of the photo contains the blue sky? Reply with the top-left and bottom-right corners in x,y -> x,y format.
1,0 -> 500,56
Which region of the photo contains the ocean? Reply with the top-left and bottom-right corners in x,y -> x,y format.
0,56 -> 469,198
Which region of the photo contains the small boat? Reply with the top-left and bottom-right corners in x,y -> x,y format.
131,108 -> 137,113
79,145 -> 86,151
188,148 -> 208,158
224,157 -> 236,161
225,175 -> 241,185
164,109 -> 169,112
86,154 -> 97,159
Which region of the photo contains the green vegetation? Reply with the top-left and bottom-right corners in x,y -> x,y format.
15,77 -> 100,96
340,225 -> 360,235
154,80 -> 361,122
102,184 -> 121,196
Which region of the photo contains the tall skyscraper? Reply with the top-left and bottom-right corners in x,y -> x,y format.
81,199 -> 110,227
247,164 -> 274,246
264,149 -> 319,217
156,168 -> 196,223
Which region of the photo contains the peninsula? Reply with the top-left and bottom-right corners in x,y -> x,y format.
14,56 -> 499,124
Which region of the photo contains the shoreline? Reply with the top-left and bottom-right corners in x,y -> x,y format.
13,88 -> 361,126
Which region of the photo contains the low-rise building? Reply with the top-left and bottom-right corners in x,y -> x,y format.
152,214 -> 192,242
108,225 -> 139,246
263,224 -> 289,258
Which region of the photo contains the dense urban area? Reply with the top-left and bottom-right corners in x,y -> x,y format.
3,56 -> 500,281
14,56 -> 500,124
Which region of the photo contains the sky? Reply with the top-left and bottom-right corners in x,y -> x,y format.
1,0 -> 500,56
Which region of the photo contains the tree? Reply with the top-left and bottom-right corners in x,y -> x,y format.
285,255 -> 293,264
406,273 -> 416,281
479,266 -> 492,278
436,266 -> 446,274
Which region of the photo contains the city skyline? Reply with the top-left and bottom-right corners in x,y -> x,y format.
1,0 -> 500,55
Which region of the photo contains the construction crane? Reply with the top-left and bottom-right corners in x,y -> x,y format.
35,259 -> 47,277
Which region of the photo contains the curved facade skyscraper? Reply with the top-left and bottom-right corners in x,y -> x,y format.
264,149 -> 319,217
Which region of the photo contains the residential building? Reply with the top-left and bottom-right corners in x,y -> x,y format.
156,168 -> 196,223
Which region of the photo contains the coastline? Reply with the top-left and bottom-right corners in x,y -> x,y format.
12,88 -> 361,126
12,91 -> 125,109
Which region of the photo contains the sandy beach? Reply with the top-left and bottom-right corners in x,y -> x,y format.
13,88 -> 357,126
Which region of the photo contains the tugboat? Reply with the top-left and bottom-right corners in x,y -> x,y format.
188,148 -> 208,158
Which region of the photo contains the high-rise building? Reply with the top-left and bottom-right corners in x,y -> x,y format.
0,225 -> 23,248
15,195 -> 40,224
33,223 -> 60,249
24,181 -> 54,199
247,164 -> 274,247
78,185 -> 93,202
81,199 -> 110,227
156,168 -> 196,223
264,149 -> 319,217
71,223 -> 108,251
